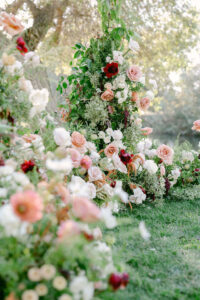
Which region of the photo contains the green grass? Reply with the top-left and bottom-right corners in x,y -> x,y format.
98,197 -> 200,300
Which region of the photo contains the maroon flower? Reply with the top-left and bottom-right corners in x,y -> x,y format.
119,149 -> 133,165
16,37 -> 28,55
121,272 -> 129,287
109,273 -> 122,290
110,181 -> 116,188
21,160 -> 35,173
103,62 -> 119,78
165,178 -> 171,195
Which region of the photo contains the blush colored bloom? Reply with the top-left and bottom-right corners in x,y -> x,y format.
131,91 -> 138,102
71,131 -> 86,148
141,127 -> 153,136
72,196 -> 100,222
160,165 -> 166,176
67,148 -> 82,168
57,220 -> 80,240
127,65 -> 142,81
0,12 -> 24,36
21,160 -> 35,173
192,120 -> 200,132
103,62 -> 119,78
2,53 -> 16,66
156,144 -> 174,165
104,143 -> 118,158
101,89 -> 114,101
54,183 -> 71,204
138,97 -> 150,111
80,155 -> 92,170
11,190 -> 43,223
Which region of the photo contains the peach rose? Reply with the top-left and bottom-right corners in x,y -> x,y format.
71,131 -> 86,148
127,65 -> 142,81
131,91 -> 138,102
72,196 -> 100,222
104,143 -> 118,158
0,12 -> 24,36
192,120 -> 200,132
101,89 -> 114,101
57,220 -> 80,240
11,190 -> 43,223
138,97 -> 150,111
88,166 -> 103,181
141,127 -> 153,136
67,148 -> 82,168
80,155 -> 92,170
157,144 -> 174,165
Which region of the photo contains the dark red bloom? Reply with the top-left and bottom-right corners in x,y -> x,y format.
103,62 -> 119,78
16,37 -> 28,55
109,273 -> 122,290
119,149 -> 132,165
21,160 -> 35,173
165,178 -> 171,195
121,272 -> 129,287
110,181 -> 116,188
0,158 -> 5,166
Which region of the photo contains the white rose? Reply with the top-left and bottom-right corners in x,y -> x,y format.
100,207 -> 117,229
112,130 -> 123,140
88,166 -> 103,181
130,188 -> 146,205
86,182 -> 96,199
53,128 -> 71,147
29,88 -> 49,113
18,77 -> 33,93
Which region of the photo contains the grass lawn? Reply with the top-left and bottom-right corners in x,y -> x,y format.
98,197 -> 200,300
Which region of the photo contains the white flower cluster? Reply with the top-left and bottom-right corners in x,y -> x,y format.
137,139 -> 156,158
129,187 -> 146,205
169,167 -> 181,186
181,151 -> 194,163
68,176 -> 96,199
70,272 -> 94,300
98,128 -> 124,148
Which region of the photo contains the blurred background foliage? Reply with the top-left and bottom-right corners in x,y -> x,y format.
0,0 -> 200,144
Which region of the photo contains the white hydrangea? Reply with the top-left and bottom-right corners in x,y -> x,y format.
143,160 -> 158,174
70,274 -> 94,300
113,50 -> 124,64
129,188 -> 146,205
100,207 -> 117,229
0,204 -> 28,237
181,151 -> 194,163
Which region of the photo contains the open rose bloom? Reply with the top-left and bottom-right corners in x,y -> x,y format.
72,196 -> 100,222
138,97 -> 150,111
192,120 -> 200,132
0,12 -> 24,36
101,89 -> 114,101
127,65 -> 142,81
157,144 -> 174,165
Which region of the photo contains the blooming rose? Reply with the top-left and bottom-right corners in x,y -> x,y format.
127,65 -> 142,81
88,166 -> 103,181
11,190 -> 43,223
57,220 -> 80,240
71,131 -> 86,148
0,12 -> 24,36
138,97 -> 150,111
53,128 -> 71,147
80,155 -> 92,170
67,148 -> 82,167
156,144 -> 174,165
131,91 -> 138,102
103,62 -> 119,78
192,120 -> 200,132
104,143 -> 118,158
141,127 -> 153,136
29,88 -> 49,114
143,160 -> 158,174
101,89 -> 114,101
72,197 -> 100,222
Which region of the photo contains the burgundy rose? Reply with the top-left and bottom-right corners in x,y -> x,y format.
21,160 -> 35,173
109,273 -> 122,290
16,37 -> 28,55
119,149 -> 133,165
103,62 -> 119,78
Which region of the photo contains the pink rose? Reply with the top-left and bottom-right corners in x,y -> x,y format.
131,91 -> 139,102
80,155 -> 92,170
192,120 -> 200,132
104,143 -> 118,158
67,148 -> 82,167
72,197 -> 100,222
71,131 -> 86,148
54,183 -> 71,204
11,190 -> 43,223
157,144 -> 174,165
138,97 -> 150,111
127,65 -> 142,81
88,166 -> 103,182
0,12 -> 24,36
101,89 -> 114,101
141,127 -> 153,136
160,165 -> 166,176
57,220 -> 80,240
